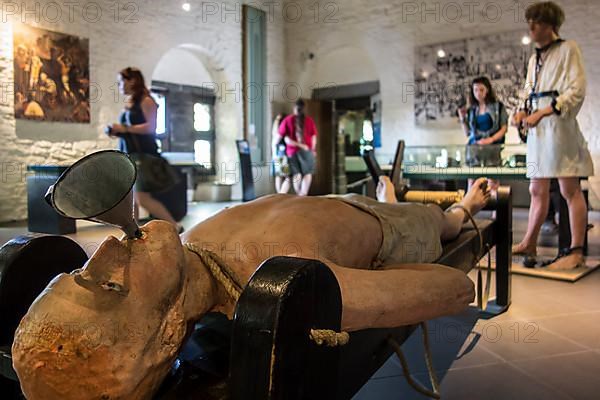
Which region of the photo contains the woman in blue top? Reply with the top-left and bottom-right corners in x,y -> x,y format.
107,67 -> 181,232
459,76 -> 509,146
458,76 -> 509,189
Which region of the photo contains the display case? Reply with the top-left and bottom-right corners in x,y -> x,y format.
346,143 -> 528,174
402,143 -> 527,169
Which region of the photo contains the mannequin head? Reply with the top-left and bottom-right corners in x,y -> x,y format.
12,221 -> 198,400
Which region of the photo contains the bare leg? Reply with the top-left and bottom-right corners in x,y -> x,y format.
377,176 -> 489,241
323,258 -> 475,331
513,178 -> 550,255
544,178 -> 587,270
299,174 -> 312,196
441,177 -> 490,240
135,192 -> 177,225
280,177 -> 291,194
558,178 -> 587,249
292,173 -> 302,195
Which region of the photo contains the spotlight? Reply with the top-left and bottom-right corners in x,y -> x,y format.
182,3 -> 191,12
521,36 -> 531,45
437,49 -> 446,58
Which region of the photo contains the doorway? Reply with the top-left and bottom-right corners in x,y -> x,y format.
336,97 -> 374,156
311,81 -> 381,194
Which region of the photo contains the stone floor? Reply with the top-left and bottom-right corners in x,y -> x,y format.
1,205 -> 599,399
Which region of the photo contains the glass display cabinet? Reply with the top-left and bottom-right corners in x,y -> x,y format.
346,143 -> 529,179
402,144 -> 527,169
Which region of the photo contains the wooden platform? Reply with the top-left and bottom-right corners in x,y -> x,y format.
479,247 -> 600,282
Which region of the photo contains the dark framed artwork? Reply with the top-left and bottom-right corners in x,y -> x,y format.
415,30 -> 532,128
13,24 -> 90,123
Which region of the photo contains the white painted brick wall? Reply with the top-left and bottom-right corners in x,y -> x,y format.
0,0 -> 287,221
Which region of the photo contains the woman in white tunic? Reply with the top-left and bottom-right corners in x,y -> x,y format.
512,2 -> 594,270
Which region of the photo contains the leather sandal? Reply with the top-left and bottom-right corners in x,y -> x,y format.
541,246 -> 585,267
522,255 -> 538,269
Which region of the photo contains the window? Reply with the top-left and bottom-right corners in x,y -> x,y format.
194,139 -> 212,165
193,103 -> 211,132
150,81 -> 216,172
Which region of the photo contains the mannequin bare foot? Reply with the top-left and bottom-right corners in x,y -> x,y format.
376,176 -> 398,203
459,177 -> 490,216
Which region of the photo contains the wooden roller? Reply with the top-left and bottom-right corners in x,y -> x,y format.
403,190 -> 464,209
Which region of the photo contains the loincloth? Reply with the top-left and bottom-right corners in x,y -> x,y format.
326,194 -> 443,269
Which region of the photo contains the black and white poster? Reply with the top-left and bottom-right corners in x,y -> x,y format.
414,30 -> 531,128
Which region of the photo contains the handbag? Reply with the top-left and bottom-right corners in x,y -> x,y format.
128,135 -> 180,193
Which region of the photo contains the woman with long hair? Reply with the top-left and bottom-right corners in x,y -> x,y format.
459,76 -> 508,147
107,67 -> 182,232
458,76 -> 509,190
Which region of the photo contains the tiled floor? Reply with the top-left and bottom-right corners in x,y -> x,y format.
1,205 -> 599,399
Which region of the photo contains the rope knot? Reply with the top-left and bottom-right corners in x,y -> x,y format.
309,329 -> 349,347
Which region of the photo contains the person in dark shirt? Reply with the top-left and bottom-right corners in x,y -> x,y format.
107,67 -> 181,232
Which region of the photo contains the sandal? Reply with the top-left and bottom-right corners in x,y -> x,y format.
541,246 -> 584,267
522,255 -> 538,269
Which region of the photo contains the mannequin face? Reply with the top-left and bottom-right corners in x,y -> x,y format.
12,221 -> 190,400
